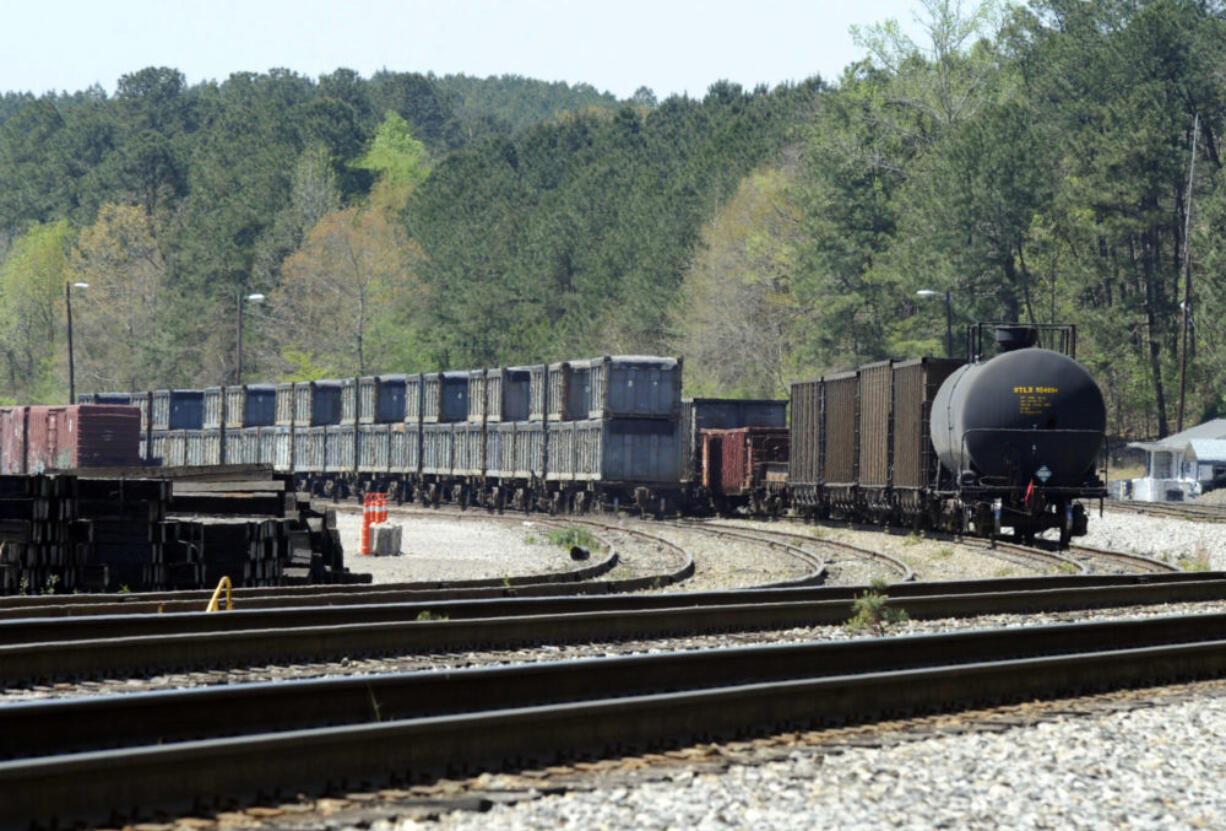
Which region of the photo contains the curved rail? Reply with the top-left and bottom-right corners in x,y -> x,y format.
691,518 -> 913,582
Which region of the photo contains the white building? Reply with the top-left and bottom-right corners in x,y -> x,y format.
1127,418 -> 1226,501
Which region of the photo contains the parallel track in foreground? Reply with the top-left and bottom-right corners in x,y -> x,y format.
7,613 -> 1226,827
4,573 -> 1226,685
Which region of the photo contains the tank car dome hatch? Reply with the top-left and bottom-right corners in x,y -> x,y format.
994,324 -> 1039,352
929,345 -> 1106,489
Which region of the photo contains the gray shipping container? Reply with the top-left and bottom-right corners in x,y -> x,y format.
467,369 -> 490,423
294,426 -> 326,471
359,375 -> 407,424
454,422 -> 486,475
163,430 -> 187,466
339,377 -> 358,425
389,423 -> 421,474
295,381 -> 344,427
545,362 -> 580,422
148,430 -> 168,464
275,384 -> 295,426
422,423 -> 454,475
404,374 -> 424,424
152,390 -> 204,430
528,365 -> 549,422
257,426 -> 292,471
324,425 -> 356,472
357,423 -> 391,472
423,372 -> 469,423
857,361 -> 894,487
185,429 -> 222,466
824,371 -> 859,485
203,388 -> 223,430
513,421 -> 546,479
225,428 -> 259,465
587,356 -> 682,420
77,393 -> 97,405
788,379 -> 823,490
225,384 -> 277,428
546,421 -> 576,481
488,422 -> 516,477
572,418 -> 681,483
467,367 -> 533,423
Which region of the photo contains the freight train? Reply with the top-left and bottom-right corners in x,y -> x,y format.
70,323 -> 1107,544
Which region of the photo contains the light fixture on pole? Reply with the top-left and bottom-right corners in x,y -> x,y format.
916,288 -> 953,358
66,281 -> 90,404
236,292 -> 266,384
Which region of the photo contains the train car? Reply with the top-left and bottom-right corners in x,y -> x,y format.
787,323 -> 1104,545
929,324 -> 1106,543
1,405 -> 142,473
702,426 -> 789,515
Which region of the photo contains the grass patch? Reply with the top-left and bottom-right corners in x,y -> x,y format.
845,578 -> 909,636
415,610 -> 449,622
547,526 -> 601,551
903,531 -> 922,546
933,547 -> 954,559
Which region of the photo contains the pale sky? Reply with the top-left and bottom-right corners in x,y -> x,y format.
3,0 -> 929,100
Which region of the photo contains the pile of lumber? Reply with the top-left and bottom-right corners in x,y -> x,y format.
0,466 -> 365,594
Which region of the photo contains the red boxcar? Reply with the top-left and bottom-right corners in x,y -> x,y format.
701,426 -> 790,514
0,405 -> 141,473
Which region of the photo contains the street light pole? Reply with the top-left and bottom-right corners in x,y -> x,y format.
66,281 -> 89,404
235,292 -> 265,384
916,289 -> 954,358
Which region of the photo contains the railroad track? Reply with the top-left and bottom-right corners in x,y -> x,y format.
0,512 -> 697,619
1107,500 -> 1226,524
5,573 -> 1226,685
684,518 -> 911,582
9,611 -> 1226,827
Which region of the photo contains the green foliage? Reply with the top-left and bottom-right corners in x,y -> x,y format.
351,112 -> 429,191
415,610 -> 449,621
846,578 -> 909,635
545,526 -> 600,551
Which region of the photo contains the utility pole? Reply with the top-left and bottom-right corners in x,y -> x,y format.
1177,114 -> 1199,435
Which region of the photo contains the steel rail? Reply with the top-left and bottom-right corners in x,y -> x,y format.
6,570 -> 1225,645
7,624 -> 1226,828
5,611 -> 1226,762
688,518 -> 913,581
1107,501 -> 1226,524
1067,542 -> 1179,574
977,539 -> 1088,573
5,577 -> 1226,684
6,571 -> 1223,645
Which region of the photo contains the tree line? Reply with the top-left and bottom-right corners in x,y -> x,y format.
1,0 -> 1224,441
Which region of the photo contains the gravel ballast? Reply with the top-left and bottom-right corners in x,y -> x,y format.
398,691 -> 1226,830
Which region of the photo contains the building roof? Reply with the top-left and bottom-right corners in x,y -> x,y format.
1186,439 -> 1226,462
1128,418 -> 1226,453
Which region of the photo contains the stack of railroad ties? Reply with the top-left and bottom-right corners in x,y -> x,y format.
81,356 -> 708,513
0,456 -> 360,595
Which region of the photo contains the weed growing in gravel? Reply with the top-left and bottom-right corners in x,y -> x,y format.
846,578 -> 909,636
1058,561 -> 1079,574
547,526 -> 601,551
524,534 -> 539,545
934,547 -> 953,559
904,531 -> 922,546
415,610 -> 449,622
1181,543 -> 1212,572
994,567 -> 1015,577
